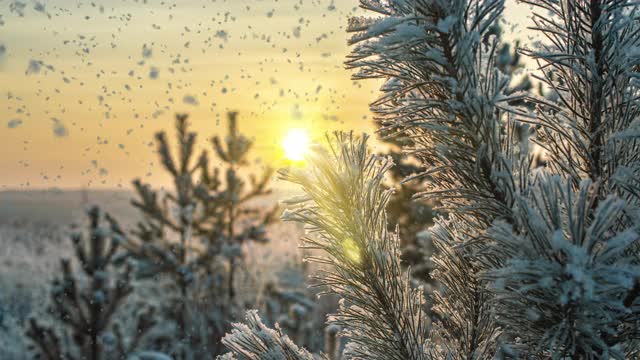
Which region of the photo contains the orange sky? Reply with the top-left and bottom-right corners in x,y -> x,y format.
0,0 -> 531,190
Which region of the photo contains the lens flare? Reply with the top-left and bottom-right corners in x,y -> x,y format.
342,237 -> 361,264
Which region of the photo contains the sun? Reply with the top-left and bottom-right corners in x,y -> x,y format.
282,128 -> 311,161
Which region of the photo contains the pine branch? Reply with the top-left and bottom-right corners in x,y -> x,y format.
278,132 -> 429,360
347,1 -> 532,357
523,0 -> 640,200
483,174 -> 640,358
220,310 -> 321,360
521,2 -> 640,352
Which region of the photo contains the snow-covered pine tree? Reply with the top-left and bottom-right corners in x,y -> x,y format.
483,1 -> 640,357
124,113 -> 276,358
376,35 -> 532,289
344,1 -> 531,357
26,206 -> 157,360
221,0 -> 640,358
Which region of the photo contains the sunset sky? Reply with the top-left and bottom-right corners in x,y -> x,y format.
0,0 -> 531,189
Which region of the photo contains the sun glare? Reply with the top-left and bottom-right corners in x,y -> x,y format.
282,128 -> 310,161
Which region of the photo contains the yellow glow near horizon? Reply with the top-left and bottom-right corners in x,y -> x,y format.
282,129 -> 311,161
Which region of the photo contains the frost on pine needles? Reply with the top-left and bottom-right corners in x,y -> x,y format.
347,0 -> 531,357
279,132 -> 429,360
523,0 -> 640,201
484,175 -> 640,358
220,310 -> 318,360
221,133 -> 430,360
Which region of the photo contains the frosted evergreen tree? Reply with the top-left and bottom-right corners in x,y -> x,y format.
483,1 -> 640,357
376,31 -> 533,288
343,0 -> 530,357
124,113 -> 276,358
26,206 -> 157,360
221,0 -> 640,359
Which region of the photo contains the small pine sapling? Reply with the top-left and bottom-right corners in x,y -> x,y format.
26,206 -> 157,360
125,112 -> 275,358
